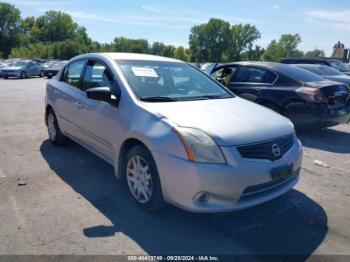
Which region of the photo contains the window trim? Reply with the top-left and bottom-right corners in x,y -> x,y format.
81,58 -> 114,92
230,65 -> 279,86
61,59 -> 87,90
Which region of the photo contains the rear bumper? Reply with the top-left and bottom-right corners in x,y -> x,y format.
2,71 -> 21,77
152,138 -> 302,213
288,101 -> 350,127
43,70 -> 59,77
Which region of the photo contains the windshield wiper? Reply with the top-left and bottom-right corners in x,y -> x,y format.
140,96 -> 178,102
182,95 -> 232,101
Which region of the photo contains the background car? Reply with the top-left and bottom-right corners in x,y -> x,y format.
205,62 -> 350,128
292,64 -> 350,85
43,60 -> 67,78
1,60 -> 44,79
280,57 -> 350,76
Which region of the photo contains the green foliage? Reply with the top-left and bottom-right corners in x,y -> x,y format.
241,46 -> 265,61
262,34 -> 303,61
189,18 -> 231,62
174,46 -> 189,61
0,2 -> 22,58
304,49 -> 325,58
230,24 -> 261,61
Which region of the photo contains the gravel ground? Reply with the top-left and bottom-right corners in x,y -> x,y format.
0,78 -> 349,257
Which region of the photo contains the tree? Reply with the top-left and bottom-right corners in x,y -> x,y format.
30,11 -> 79,42
174,46 -> 189,61
241,45 -> 265,61
262,34 -> 303,61
189,18 -> 231,62
304,49 -> 325,58
0,2 -> 21,57
113,37 -> 149,53
230,24 -> 261,61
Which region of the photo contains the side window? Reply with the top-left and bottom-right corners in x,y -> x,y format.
64,60 -> 85,88
82,61 -> 113,91
232,66 -> 277,84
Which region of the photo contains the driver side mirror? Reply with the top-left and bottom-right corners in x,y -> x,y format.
86,86 -> 119,106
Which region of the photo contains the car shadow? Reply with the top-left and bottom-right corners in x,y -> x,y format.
40,140 -> 328,257
297,126 -> 350,153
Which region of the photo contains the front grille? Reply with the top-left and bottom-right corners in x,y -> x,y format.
237,134 -> 294,161
327,92 -> 349,108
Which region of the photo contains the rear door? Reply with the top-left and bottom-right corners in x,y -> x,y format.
53,60 -> 86,136
228,66 -> 278,102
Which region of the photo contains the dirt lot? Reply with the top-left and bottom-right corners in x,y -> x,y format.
0,78 -> 349,257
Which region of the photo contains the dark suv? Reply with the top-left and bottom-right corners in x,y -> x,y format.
204,62 -> 350,128
280,58 -> 350,76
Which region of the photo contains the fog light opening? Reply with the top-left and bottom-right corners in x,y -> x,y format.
194,192 -> 210,204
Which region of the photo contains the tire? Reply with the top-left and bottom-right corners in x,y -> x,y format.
20,71 -> 27,79
4,76 -> 8,79
47,75 -> 52,79
46,109 -> 68,146
39,71 -> 44,77
123,145 -> 165,211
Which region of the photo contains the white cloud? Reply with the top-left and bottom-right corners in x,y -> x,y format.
306,10 -> 350,33
272,5 -> 279,10
307,10 -> 350,24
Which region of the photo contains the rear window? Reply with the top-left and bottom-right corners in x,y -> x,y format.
278,65 -> 324,82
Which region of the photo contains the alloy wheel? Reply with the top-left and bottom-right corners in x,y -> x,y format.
126,155 -> 153,203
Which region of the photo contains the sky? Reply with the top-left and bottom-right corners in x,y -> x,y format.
5,0 -> 350,55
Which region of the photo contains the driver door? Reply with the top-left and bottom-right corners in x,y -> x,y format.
74,60 -> 118,162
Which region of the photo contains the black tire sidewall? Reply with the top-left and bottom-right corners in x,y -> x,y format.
123,145 -> 164,210
47,109 -> 67,146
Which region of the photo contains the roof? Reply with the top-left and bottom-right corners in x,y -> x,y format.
101,52 -> 183,62
222,61 -> 293,70
281,57 -> 340,61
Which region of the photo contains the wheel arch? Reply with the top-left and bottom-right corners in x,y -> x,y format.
116,138 -> 150,179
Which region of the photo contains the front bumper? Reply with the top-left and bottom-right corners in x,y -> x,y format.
152,137 -> 302,213
287,101 -> 350,128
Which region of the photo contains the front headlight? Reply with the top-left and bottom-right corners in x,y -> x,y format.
173,127 -> 226,164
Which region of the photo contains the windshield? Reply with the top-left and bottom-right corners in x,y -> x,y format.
281,65 -> 324,82
117,60 -> 233,101
329,60 -> 348,72
9,61 -> 27,67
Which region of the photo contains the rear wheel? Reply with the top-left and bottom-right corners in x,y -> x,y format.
47,109 -> 68,146
123,145 -> 165,211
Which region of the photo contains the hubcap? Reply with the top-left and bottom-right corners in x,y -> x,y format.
126,155 -> 153,203
47,113 -> 57,141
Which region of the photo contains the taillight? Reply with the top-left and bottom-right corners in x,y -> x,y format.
296,87 -> 328,103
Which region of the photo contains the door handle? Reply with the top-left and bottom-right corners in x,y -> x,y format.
76,101 -> 88,109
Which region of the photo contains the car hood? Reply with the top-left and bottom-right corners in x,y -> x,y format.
324,75 -> 350,84
143,97 -> 294,146
2,66 -> 23,70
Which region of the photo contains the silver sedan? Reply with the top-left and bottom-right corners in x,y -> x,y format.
45,53 -> 302,213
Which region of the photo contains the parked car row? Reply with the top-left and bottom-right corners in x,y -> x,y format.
0,58 -> 67,79
204,61 -> 350,128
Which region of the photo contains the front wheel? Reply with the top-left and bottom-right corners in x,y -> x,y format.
20,71 -> 27,79
123,145 -> 165,211
47,109 -> 68,146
